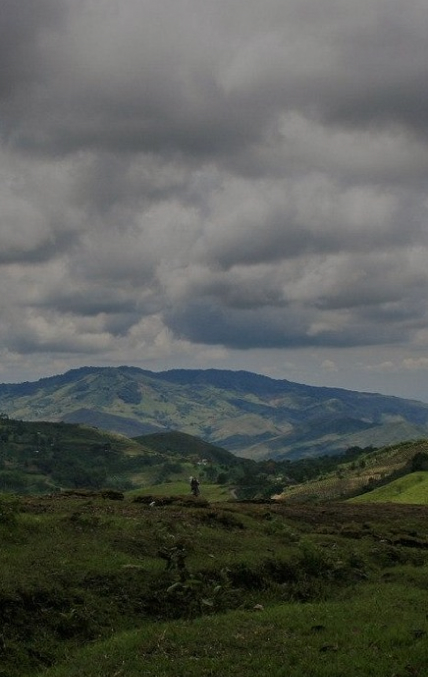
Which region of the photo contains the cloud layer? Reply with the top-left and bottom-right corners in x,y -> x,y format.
1,0 -> 428,399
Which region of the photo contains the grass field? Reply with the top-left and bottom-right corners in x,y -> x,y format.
37,582 -> 428,677
278,441 -> 428,503
1,494 -> 428,676
350,471 -> 428,504
128,480 -> 233,502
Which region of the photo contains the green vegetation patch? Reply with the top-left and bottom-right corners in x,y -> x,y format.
1,497 -> 428,676
38,582 -> 428,677
350,471 -> 428,504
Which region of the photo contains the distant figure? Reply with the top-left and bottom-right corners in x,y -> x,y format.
190,476 -> 200,497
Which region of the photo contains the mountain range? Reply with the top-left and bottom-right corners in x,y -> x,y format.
0,366 -> 427,459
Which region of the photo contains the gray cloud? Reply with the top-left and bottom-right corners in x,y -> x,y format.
0,0 -> 61,99
1,0 -> 428,400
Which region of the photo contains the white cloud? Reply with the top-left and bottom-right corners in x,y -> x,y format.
321,359 -> 338,372
403,358 -> 428,371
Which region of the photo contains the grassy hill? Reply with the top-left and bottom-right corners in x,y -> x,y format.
0,366 -> 427,459
350,471 -> 428,504
0,417 -> 254,497
3,412 -> 428,504
277,439 -> 428,503
1,495 -> 428,676
0,416 -> 162,493
136,430 -> 244,465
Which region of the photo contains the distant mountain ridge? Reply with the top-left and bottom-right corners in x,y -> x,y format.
0,365 -> 427,460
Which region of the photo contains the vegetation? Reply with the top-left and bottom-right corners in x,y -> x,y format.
277,439 -> 428,503
0,417 -> 262,497
351,471 -> 428,504
1,414 -> 428,506
0,365 -> 427,459
0,496 -> 427,676
38,585 -> 428,677
2,413 -> 428,674
0,417 -> 164,493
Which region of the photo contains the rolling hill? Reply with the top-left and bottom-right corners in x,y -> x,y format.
0,417 -> 247,495
1,413 -> 428,504
277,438 -> 428,503
350,471 -> 428,504
0,366 -> 427,459
136,430 -> 244,465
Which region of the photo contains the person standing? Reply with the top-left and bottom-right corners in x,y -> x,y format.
190,476 -> 200,496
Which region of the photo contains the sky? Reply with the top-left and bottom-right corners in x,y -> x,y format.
1,0 -> 428,402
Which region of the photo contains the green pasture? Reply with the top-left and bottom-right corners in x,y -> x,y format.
2,494 -> 428,677
128,480 -> 232,502
350,471 -> 428,504
37,581 -> 428,677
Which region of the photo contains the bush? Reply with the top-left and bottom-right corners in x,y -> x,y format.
410,452 -> 428,472
0,494 -> 20,525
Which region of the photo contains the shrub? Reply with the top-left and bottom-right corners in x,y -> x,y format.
0,494 -> 20,526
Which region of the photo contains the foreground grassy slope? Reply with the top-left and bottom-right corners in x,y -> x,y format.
38,583 -> 428,677
1,495 -> 428,676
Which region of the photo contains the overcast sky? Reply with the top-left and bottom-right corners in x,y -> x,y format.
1,0 -> 428,401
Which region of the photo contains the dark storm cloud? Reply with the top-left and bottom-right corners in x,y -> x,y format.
0,0 -> 61,98
194,188 -> 413,270
37,290 -> 138,319
0,229 -> 78,265
0,0 -> 415,160
165,301 -> 310,350
0,1 -> 264,159
165,298 -> 412,350
3,0 -> 428,160
319,5 -> 428,133
1,0 -> 428,394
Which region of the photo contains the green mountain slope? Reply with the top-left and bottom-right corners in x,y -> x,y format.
278,439 -> 428,503
247,419 -> 428,461
136,430 -> 243,465
0,416 -> 163,493
0,417 -> 253,496
2,411 -> 428,503
0,366 -> 427,459
350,471 -> 428,504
